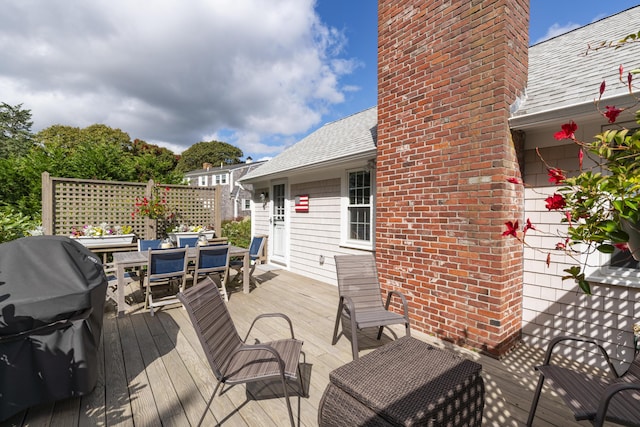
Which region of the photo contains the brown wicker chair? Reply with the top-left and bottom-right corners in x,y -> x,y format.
332,254 -> 411,360
177,276 -> 304,427
526,335 -> 640,427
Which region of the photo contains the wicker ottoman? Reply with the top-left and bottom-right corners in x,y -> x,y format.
318,337 -> 484,426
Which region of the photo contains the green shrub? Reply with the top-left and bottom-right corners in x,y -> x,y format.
0,207 -> 41,243
221,217 -> 251,248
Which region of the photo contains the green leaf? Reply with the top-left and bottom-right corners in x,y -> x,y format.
577,278 -> 592,295
596,244 -> 615,254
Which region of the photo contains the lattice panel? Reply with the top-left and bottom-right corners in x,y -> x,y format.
53,180 -> 147,237
44,175 -> 219,239
165,184 -> 216,228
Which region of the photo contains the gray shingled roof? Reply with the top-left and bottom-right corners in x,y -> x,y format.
511,6 -> 640,124
240,106 -> 377,181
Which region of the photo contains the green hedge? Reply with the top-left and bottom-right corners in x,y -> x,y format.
221,218 -> 251,248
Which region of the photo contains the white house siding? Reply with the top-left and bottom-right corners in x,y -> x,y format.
522,128 -> 640,372
252,186 -> 270,238
288,179 -> 343,285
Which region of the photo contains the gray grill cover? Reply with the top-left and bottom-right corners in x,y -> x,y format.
0,236 -> 107,421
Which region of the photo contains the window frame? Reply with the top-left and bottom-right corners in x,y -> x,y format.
340,167 -> 375,250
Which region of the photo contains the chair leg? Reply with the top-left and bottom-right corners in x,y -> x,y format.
278,369 -> 295,427
376,326 -> 384,340
220,273 -> 229,302
331,300 -> 344,345
350,315 -> 359,360
526,373 -> 546,427
197,378 -> 223,427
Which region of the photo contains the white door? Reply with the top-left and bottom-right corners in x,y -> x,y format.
271,183 -> 287,264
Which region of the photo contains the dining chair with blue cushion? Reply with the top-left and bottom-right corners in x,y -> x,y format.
144,247 -> 188,316
136,239 -> 163,302
138,239 -> 162,251
230,235 -> 266,285
193,244 -> 230,301
177,236 -> 199,248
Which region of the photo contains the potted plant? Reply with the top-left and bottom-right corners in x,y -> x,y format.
70,223 -> 136,247
505,59 -> 640,294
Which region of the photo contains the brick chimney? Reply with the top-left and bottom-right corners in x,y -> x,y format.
376,0 -> 529,357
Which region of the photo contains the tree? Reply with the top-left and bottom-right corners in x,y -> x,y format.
176,140 -> 243,173
0,102 -> 34,158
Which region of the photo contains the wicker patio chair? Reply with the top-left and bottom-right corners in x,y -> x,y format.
526,335 -> 640,427
332,254 -> 411,360
177,277 -> 304,427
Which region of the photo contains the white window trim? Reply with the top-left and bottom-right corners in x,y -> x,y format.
340,168 -> 375,251
585,249 -> 640,289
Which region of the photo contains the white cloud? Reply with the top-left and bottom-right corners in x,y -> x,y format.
0,0 -> 358,159
534,22 -> 581,44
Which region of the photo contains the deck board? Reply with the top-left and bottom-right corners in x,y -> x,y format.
2,267 -> 610,426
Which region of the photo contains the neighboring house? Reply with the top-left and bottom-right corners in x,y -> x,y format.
185,159 -> 266,221
241,4 -> 640,365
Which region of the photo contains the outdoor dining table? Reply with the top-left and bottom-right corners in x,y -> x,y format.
112,245 -> 250,316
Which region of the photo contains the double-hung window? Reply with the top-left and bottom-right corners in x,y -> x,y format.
342,169 -> 374,249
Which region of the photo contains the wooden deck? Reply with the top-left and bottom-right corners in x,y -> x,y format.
2,267 -> 610,426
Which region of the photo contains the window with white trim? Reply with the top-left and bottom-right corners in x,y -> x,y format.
198,175 -> 207,186
215,173 -> 228,184
342,169 -> 374,248
242,199 -> 251,210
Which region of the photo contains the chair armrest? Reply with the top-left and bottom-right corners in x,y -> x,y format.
541,335 -> 618,377
223,343 -> 286,380
594,382 -> 640,426
244,313 -> 296,341
384,290 -> 410,320
341,295 -> 357,318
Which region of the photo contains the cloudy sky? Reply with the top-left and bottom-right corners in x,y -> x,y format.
1,1 -> 638,160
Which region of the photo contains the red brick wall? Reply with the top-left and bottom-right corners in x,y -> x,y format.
376,0 -> 529,357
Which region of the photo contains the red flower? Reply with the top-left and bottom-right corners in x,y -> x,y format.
525,218 -> 535,230
614,242 -> 629,251
545,193 -> 566,210
604,105 -> 622,123
599,80 -> 606,98
503,220 -> 519,238
578,149 -> 584,169
523,218 -> 536,236
553,121 -> 577,140
507,177 -> 521,184
547,168 -> 566,185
